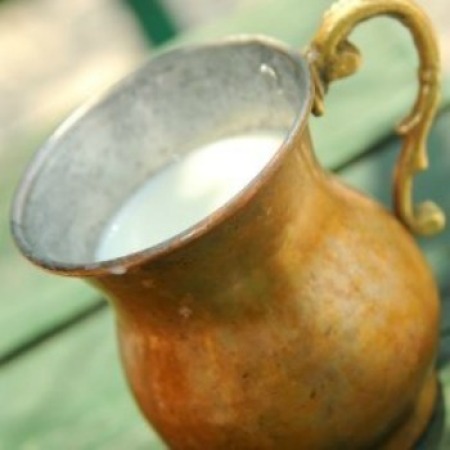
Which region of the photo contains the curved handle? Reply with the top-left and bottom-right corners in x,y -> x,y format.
305,0 -> 445,236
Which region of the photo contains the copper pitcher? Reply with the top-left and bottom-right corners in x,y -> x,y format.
11,0 -> 445,448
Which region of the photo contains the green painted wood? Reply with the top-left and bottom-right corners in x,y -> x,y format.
1,300 -> 449,449
124,0 -> 178,46
436,357 -> 450,449
339,107 -> 450,336
336,107 -> 450,450
1,0 -> 450,364
0,129 -> 100,359
338,108 -> 450,293
0,310 -> 165,450
171,0 -> 450,169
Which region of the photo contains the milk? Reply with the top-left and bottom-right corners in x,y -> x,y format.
95,133 -> 284,261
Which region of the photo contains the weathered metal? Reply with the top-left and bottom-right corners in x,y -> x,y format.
11,0 -> 444,448
306,0 -> 445,236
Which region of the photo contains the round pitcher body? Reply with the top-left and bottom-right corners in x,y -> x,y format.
11,37 -> 440,449
104,132 -> 440,450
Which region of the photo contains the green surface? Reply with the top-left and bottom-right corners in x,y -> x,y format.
339,108 -> 450,294
0,130 -> 100,359
0,310 -> 164,450
124,0 -> 178,46
1,0 -> 450,447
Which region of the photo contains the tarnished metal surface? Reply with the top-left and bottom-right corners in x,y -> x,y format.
11,1 -> 443,448
306,0 -> 445,237
93,129 -> 439,449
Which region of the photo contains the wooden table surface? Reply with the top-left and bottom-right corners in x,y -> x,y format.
1,0 -> 450,448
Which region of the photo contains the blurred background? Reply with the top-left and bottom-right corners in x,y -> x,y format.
1,0 -> 449,161
0,0 -> 261,158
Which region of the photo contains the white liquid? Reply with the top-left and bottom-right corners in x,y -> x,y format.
95,133 -> 284,261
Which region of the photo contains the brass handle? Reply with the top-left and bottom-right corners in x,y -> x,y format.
306,0 -> 445,236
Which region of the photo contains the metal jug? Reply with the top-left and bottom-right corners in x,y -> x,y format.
11,0 -> 445,448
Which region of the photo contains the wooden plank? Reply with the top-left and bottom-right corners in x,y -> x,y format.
1,0 -> 450,362
338,108 -> 450,290
339,108 -> 450,450
0,129 -> 100,359
339,108 -> 450,334
176,0 -> 450,169
123,0 -> 178,46
437,352 -> 450,449
0,310 -> 165,450
1,300 -> 449,449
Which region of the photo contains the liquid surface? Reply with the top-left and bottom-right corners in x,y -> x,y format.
95,133 -> 285,261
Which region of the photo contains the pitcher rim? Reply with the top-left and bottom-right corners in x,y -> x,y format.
11,35 -> 314,277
